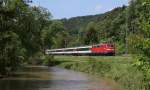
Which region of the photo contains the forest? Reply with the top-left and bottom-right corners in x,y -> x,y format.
0,0 -> 150,89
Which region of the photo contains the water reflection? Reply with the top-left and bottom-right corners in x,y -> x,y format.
0,66 -> 122,90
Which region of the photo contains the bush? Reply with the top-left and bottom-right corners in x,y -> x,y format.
28,52 -> 45,65
115,42 -> 126,55
43,55 -> 55,66
106,64 -> 144,90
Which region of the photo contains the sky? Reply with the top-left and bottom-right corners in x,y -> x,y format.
31,0 -> 129,19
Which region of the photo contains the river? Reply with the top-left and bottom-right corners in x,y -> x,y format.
0,66 -> 122,90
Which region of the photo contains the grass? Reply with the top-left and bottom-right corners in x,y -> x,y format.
54,55 -> 145,90
54,55 -> 133,64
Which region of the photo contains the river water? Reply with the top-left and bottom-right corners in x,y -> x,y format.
0,66 -> 122,90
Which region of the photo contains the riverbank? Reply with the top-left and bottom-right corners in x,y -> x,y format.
55,56 -> 145,90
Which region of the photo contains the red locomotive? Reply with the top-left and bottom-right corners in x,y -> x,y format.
46,43 -> 115,56
90,43 -> 115,55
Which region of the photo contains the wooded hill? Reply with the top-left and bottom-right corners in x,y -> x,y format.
61,6 -> 126,36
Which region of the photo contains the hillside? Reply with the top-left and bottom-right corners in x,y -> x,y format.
61,6 -> 126,35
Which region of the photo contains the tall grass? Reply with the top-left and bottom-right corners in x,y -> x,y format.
56,56 -> 145,90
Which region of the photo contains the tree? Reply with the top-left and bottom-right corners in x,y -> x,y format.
52,31 -> 70,48
41,21 -> 66,49
83,22 -> 99,45
0,31 -> 23,75
128,0 -> 150,87
0,0 -> 52,75
49,20 -> 65,36
0,0 -> 27,75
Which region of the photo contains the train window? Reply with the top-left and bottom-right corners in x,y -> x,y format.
93,45 -> 101,48
77,48 -> 89,51
97,45 -> 101,48
111,45 -> 114,47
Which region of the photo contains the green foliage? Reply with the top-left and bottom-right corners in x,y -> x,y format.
50,21 -> 65,36
106,64 -> 144,90
43,55 -> 58,66
52,31 -> 70,48
0,0 -> 52,75
18,6 -> 51,56
127,0 -> 150,89
0,31 -> 23,75
28,52 -> 45,65
115,42 -> 126,55
82,22 -> 99,45
61,15 -> 98,35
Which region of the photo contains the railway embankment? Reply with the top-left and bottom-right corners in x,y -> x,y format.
54,56 -> 145,90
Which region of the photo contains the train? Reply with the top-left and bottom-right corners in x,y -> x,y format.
45,43 -> 115,56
